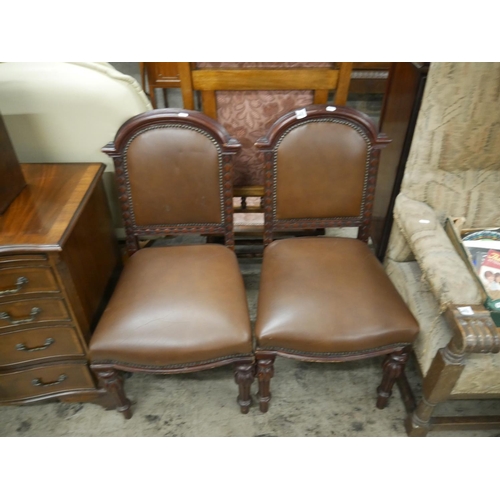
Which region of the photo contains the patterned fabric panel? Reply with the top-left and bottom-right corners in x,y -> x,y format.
216,90 -> 314,185
393,194 -> 482,306
398,62 -> 500,227
197,63 -> 335,186
385,258 -> 500,395
384,221 -> 415,263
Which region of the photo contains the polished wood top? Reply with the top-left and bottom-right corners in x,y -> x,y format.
0,163 -> 104,254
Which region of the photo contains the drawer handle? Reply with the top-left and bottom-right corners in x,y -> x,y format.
0,307 -> 42,325
16,337 -> 55,352
0,276 -> 29,296
32,374 -> 67,387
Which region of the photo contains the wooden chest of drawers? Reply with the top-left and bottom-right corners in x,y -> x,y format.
0,163 -> 121,405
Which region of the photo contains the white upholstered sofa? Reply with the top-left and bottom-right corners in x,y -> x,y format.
0,62 -> 152,233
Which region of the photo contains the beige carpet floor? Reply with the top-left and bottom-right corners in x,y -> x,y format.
1,234 -> 500,437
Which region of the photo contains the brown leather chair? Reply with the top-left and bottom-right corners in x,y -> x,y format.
89,109 -> 254,419
253,104 -> 419,413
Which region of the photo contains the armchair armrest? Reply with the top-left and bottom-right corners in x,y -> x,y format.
392,193 -> 482,308
445,305 -> 500,355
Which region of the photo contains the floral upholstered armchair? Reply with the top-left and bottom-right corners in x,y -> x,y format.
383,62 -> 500,436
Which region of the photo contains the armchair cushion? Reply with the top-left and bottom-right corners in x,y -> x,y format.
392,193 -> 482,307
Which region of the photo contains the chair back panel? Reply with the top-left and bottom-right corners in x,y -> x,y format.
255,105 -> 391,245
275,121 -> 368,220
126,127 -> 222,225
103,109 -> 241,254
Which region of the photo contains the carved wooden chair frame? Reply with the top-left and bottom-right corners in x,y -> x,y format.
91,109 -> 254,418
253,105 -> 415,412
103,108 -> 241,255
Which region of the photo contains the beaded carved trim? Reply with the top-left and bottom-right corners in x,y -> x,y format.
123,124 -> 225,228
92,353 -> 253,370
257,343 -> 410,358
272,118 -> 372,222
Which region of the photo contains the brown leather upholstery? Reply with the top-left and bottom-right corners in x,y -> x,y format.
276,122 -> 368,220
253,106 -> 415,414
126,127 -> 222,226
89,110 -> 253,419
255,237 -> 419,353
90,245 -> 252,367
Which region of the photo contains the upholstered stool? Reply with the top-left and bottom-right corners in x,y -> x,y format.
88,109 -> 254,418
253,104 -> 419,413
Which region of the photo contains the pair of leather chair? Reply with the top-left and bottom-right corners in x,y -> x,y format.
89,105 -> 419,419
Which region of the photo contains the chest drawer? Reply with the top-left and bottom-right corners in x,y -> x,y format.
0,326 -> 85,368
0,362 -> 95,402
0,266 -> 59,298
0,298 -> 71,329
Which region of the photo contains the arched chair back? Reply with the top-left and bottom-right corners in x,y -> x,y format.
255,105 -> 390,245
103,109 -> 241,254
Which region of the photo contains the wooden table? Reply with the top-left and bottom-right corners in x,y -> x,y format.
0,163 -> 121,406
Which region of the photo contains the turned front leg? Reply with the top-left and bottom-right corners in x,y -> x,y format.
234,362 -> 255,414
256,355 -> 275,413
91,366 -> 133,419
377,348 -> 410,409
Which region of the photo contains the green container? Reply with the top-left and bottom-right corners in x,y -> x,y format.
485,297 -> 500,327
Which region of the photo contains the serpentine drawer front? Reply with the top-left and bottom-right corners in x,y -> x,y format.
0,326 -> 85,368
0,362 -> 95,402
0,163 -> 121,406
0,298 -> 71,329
0,264 -> 60,297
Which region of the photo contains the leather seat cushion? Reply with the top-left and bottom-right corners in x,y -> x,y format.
255,238 -> 419,354
90,245 -> 252,367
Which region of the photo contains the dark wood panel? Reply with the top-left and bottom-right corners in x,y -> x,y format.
371,62 -> 430,260
0,114 -> 26,214
61,180 -> 121,334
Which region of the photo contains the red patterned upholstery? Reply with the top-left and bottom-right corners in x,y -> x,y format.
197,63 -> 335,186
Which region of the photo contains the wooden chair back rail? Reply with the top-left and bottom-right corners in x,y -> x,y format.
178,62 -> 354,208
179,64 -> 353,118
